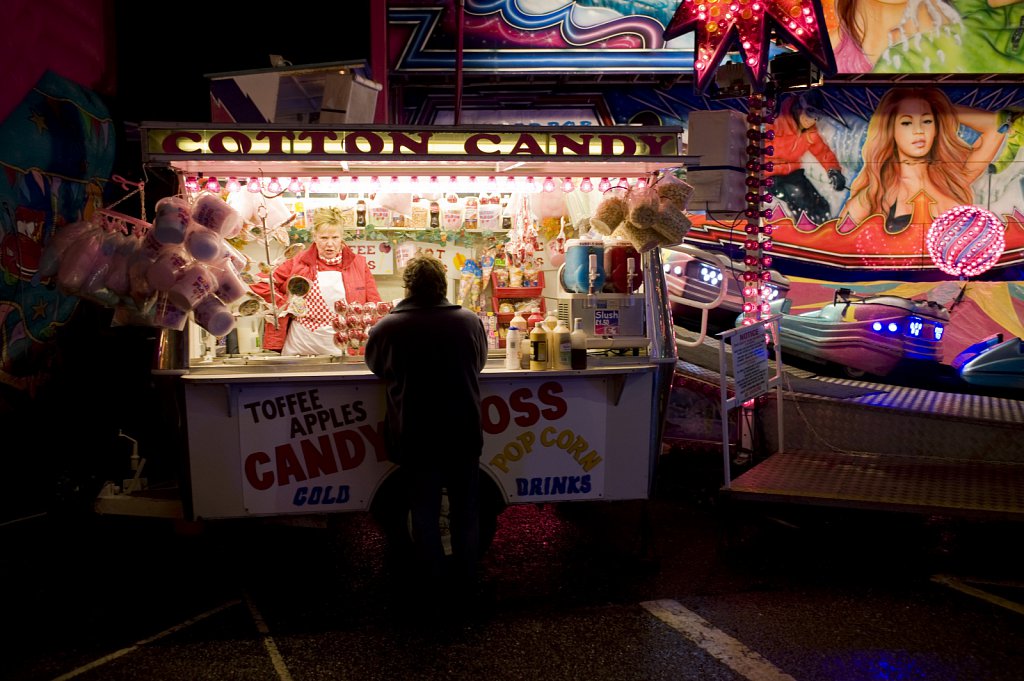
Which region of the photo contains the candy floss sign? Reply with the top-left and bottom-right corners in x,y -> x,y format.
238,384 -> 391,514
483,377 -> 607,501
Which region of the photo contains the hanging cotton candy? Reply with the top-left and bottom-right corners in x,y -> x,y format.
37,220 -> 93,279
926,205 -> 1005,277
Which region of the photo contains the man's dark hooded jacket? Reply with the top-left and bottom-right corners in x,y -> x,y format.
365,295 -> 488,465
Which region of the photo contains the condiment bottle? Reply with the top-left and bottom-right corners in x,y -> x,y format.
543,312 -> 559,368
527,308 -> 544,329
552,318 -> 571,370
520,324 -> 533,369
510,310 -> 526,335
356,199 -> 367,227
529,323 -> 548,371
571,317 -> 588,369
505,326 -> 521,370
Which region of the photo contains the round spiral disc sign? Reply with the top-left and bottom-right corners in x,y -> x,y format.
926,205 -> 1005,278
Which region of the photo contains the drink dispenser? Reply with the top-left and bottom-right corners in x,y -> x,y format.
603,240 -> 641,293
559,239 -> 606,294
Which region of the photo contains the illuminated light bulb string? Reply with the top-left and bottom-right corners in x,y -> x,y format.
183,174 -> 620,195
740,92 -> 778,326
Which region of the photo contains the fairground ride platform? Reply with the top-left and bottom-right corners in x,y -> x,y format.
669,334 -> 1024,521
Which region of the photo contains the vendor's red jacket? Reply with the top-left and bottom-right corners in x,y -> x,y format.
766,98 -> 842,178
250,243 -> 382,351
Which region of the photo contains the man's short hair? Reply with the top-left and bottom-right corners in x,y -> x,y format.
403,254 -> 447,300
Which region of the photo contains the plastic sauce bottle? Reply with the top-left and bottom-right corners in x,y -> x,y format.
529,324 -> 549,371
571,317 -> 588,370
510,310 -> 527,335
543,312 -> 559,368
505,326 -> 521,370
552,318 -> 571,370
520,326 -> 533,369
356,199 -> 367,227
527,308 -> 545,330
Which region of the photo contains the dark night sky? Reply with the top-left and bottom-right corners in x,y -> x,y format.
112,2 -> 373,124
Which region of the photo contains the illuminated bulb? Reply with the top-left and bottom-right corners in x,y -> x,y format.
562,178 -> 575,193
206,177 -> 221,193
448,176 -> 458,186
635,177 -> 648,190
486,176 -> 498,189
267,178 -> 282,193
185,176 -> 199,191
429,176 -> 439,187
225,177 -> 241,193
580,177 -> 593,192
308,177 -> 321,192
288,177 -> 302,193
370,176 -> 381,190
247,177 -> 262,193
598,177 -> 612,192
618,177 -> 630,189
542,177 -> 556,192
526,177 -> 537,191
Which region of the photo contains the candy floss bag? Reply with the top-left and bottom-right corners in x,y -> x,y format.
457,259 -> 483,312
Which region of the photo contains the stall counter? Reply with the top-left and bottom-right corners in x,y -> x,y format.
182,357 -> 669,519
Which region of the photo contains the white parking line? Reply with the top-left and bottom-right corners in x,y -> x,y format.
641,599 -> 797,681
50,599 -> 241,681
931,574 -> 1024,616
244,592 -> 294,681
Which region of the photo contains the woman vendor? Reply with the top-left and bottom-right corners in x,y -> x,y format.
252,206 -> 381,355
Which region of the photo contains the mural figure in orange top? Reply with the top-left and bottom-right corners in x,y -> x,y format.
766,90 -> 847,226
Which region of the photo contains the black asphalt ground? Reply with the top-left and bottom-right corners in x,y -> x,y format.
3,448 -> 1024,681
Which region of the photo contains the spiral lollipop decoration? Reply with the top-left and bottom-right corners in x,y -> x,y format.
926,205 -> 1006,278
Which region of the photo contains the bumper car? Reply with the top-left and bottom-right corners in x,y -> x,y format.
773,288 -> 949,378
952,334 -> 1024,390
663,243 -> 790,333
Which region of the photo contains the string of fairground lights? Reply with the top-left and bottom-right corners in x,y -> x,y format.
183,175 -> 642,195
741,91 -> 777,327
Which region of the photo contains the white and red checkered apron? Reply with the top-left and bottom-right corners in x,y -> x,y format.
281,260 -> 347,356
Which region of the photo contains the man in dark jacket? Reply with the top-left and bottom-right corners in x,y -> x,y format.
365,254 -> 489,601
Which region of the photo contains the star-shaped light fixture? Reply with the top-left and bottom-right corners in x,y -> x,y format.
664,0 -> 835,93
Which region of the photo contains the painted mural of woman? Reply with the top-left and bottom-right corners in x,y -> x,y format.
830,0 -> 1024,73
829,0 -> 960,72
838,87 -> 1006,234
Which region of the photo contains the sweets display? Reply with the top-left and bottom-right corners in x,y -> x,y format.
332,300 -> 393,356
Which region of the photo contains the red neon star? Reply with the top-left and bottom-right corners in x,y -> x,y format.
664,0 -> 835,93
